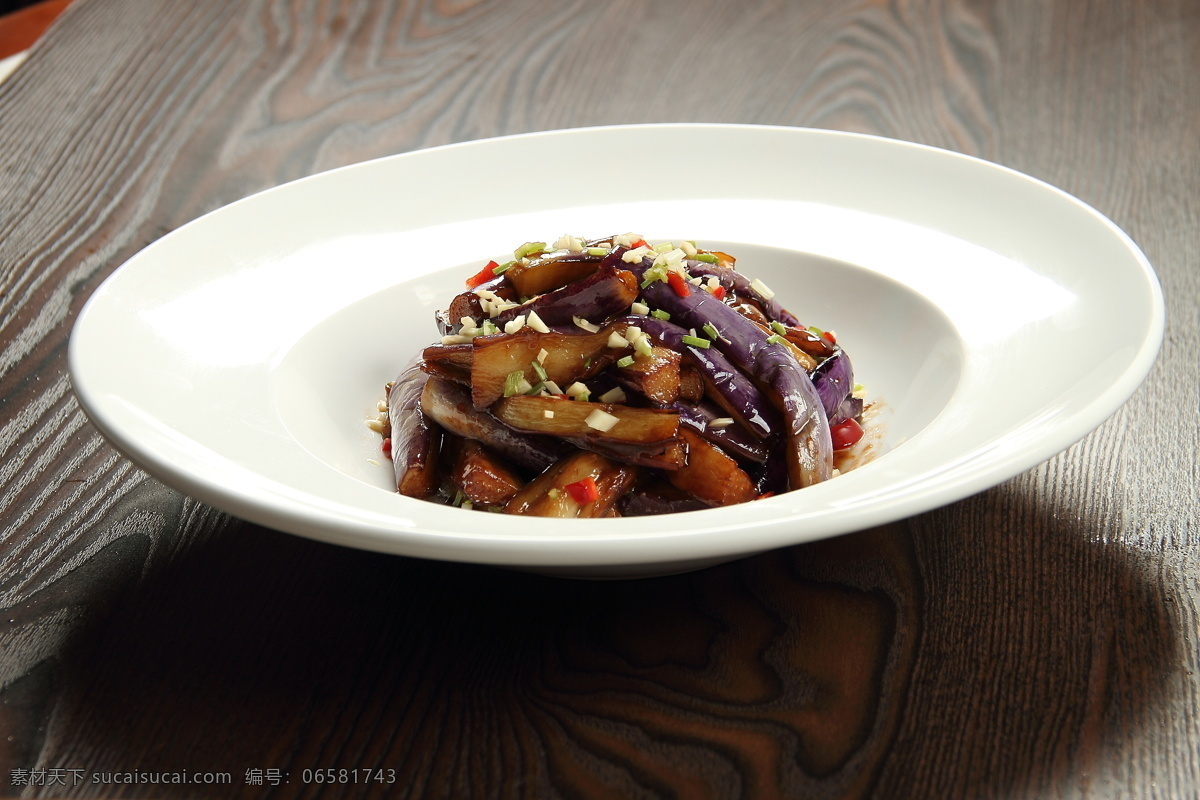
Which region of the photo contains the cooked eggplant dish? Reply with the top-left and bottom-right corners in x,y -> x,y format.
370,234 -> 874,517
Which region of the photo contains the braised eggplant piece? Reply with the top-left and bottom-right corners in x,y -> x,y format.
449,439 -> 524,507
634,316 -> 783,440
388,357 -> 443,498
612,345 -> 681,405
504,451 -> 637,518
436,274 -> 517,335
679,365 -> 704,401
617,479 -> 709,516
629,259 -> 834,488
493,396 -> 680,444
671,399 -> 771,464
504,250 -> 604,297
419,377 -> 565,472
492,264 -> 638,329
493,396 -> 686,470
665,429 -> 758,507
784,325 -> 838,360
468,322 -> 632,409
684,259 -> 801,327
375,234 -> 871,518
420,342 -> 473,384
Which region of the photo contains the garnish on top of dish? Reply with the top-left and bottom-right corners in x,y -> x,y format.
368,234 -> 878,517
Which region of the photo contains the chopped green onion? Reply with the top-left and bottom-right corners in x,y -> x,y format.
766,334 -> 785,345
640,263 -> 669,288
694,253 -> 718,263
770,320 -> 788,335
651,309 -> 671,320
654,242 -> 674,253
586,247 -> 609,256
492,260 -> 515,275
853,383 -> 864,393
531,360 -> 547,382
513,241 -> 547,259
616,355 -> 635,368
480,320 -> 499,335
681,335 -> 711,348
702,323 -> 720,340
634,335 -> 654,357
807,325 -> 824,336
503,369 -> 526,397
525,380 -> 546,396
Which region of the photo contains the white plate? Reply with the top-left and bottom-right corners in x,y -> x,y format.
68,125 -> 1164,577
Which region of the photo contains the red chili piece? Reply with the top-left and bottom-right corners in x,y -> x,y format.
830,418 -> 864,450
712,285 -> 727,301
563,476 -> 599,504
667,272 -> 691,297
465,260 -> 500,288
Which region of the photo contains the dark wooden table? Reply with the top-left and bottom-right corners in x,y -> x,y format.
1,1 -> 1196,797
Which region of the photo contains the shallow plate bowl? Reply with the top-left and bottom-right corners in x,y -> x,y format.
68,125 -> 1164,577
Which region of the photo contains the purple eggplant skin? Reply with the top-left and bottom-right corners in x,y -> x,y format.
419,376 -> 565,472
436,274 -> 513,336
617,480 -> 709,516
491,263 -> 638,329
684,260 -> 801,327
624,259 -> 833,488
621,315 -> 783,440
752,439 -> 790,496
811,349 -> 860,424
669,399 -> 772,464
387,355 -> 443,497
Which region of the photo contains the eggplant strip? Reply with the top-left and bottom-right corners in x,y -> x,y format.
436,274 -> 515,335
503,250 -> 604,297
611,345 -> 681,404
387,355 -> 443,498
495,396 -> 686,471
666,429 -> 758,507
629,316 -> 782,440
467,323 -> 632,409
504,451 -> 637,518
809,348 -> 860,424
491,264 -> 638,329
419,376 -> 565,472
670,399 -> 771,464
617,479 -> 709,516
627,262 -> 833,488
449,439 -> 524,507
684,260 -> 801,327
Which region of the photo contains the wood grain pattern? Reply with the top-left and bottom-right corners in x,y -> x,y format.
0,0 -> 1197,797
